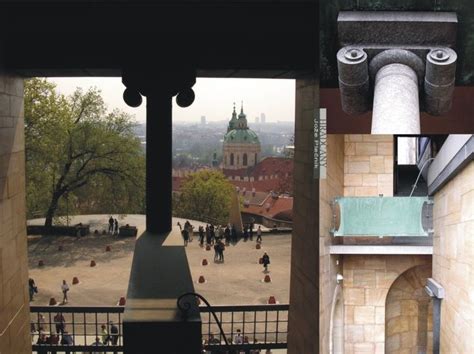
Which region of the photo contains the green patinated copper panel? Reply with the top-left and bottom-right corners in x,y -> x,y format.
332,196 -> 431,236
320,0 -> 474,86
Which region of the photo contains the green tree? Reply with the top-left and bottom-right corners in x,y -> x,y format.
25,78 -> 145,226
174,170 -> 234,224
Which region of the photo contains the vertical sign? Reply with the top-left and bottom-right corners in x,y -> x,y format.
314,108 -> 327,179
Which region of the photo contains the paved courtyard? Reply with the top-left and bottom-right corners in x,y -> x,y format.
28,215 -> 292,307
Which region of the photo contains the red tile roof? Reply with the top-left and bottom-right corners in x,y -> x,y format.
242,195 -> 293,220
173,157 -> 294,194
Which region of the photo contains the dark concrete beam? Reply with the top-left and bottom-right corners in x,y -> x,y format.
0,1 -> 317,77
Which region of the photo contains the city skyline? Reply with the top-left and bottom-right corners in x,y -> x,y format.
49,77 -> 295,123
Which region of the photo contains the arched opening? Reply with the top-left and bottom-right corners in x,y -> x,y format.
243,153 -> 248,166
230,153 -> 234,166
385,264 -> 432,353
329,285 -> 344,354
237,154 -> 240,165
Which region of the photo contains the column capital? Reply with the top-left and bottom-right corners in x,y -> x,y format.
122,66 -> 196,106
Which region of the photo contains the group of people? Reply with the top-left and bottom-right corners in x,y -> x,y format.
33,312 -> 73,351
191,222 -> 263,247
99,321 -> 120,345
177,220 -> 269,269
178,220 -> 194,246
108,216 -> 120,235
30,278 -> 72,305
204,329 -> 274,354
33,312 -> 119,349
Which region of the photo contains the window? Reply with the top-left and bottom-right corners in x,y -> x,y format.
243,153 -> 248,166
230,153 -> 234,166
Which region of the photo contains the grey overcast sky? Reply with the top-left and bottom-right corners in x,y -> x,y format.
49,77 -> 295,124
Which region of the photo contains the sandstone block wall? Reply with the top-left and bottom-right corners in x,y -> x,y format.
0,75 -> 31,353
319,134 -> 344,353
342,135 -> 395,245
343,255 -> 432,354
432,160 -> 474,354
343,135 -> 393,198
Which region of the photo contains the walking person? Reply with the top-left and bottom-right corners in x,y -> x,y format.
184,220 -> 192,242
198,226 -> 205,246
37,314 -> 46,332
54,312 -> 65,334
256,226 -> 262,243
114,218 -> 119,236
61,280 -> 70,304
218,240 -> 225,263
29,278 -> 38,301
101,324 -> 109,345
224,225 -> 230,244
231,224 -> 237,243
249,224 -> 254,241
108,216 -> 114,234
109,320 -> 119,345
213,242 -> 220,262
182,228 -> 189,247
206,225 -> 211,245
210,224 -> 216,245
243,227 -> 249,242
262,252 -> 270,273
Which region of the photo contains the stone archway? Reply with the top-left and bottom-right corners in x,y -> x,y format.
385,264 -> 432,353
329,285 -> 344,354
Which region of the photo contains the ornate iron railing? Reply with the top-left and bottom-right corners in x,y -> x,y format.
199,304 -> 289,351
30,303 -> 289,353
30,306 -> 124,353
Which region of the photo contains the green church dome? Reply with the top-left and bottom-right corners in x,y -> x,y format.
224,128 -> 260,144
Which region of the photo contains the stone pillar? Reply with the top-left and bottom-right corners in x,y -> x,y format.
122,67 -> 196,234
371,63 -> 420,134
0,75 -> 31,354
287,78 -> 319,354
146,94 -> 172,234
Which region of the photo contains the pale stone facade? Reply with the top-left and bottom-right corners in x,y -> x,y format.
319,135 -> 344,354
318,134 -> 435,354
343,134 -> 394,198
342,255 -> 431,354
432,160 -> 474,354
223,143 -> 260,170
0,76 -> 30,353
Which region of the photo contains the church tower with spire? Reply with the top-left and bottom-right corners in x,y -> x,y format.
223,102 -> 261,170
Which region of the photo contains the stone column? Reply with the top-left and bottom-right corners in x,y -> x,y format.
371,63 -> 420,134
122,67 -> 195,234
0,75 -> 31,354
146,94 -> 172,234
287,78 -> 319,354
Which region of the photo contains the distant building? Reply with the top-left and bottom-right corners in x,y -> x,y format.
172,103 -> 294,227
255,116 -> 260,124
222,103 -> 261,170
260,113 -> 266,124
200,115 -> 206,125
